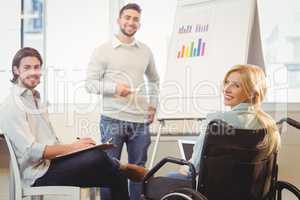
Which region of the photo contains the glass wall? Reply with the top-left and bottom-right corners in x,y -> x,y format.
2,0 -> 300,105
259,0 -> 300,102
22,0 -> 45,98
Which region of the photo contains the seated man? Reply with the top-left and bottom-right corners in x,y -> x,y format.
170,64 -> 281,179
0,47 -> 147,200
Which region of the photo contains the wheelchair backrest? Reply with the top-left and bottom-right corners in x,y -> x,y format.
197,120 -> 277,200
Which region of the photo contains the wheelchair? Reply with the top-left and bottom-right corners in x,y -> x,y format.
141,118 -> 300,200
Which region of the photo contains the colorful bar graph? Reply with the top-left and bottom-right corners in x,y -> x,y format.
176,38 -> 206,59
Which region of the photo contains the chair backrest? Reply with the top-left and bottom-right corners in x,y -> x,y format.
4,134 -> 23,200
197,120 -> 277,200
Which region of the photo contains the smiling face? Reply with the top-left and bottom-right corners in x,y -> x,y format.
223,71 -> 249,107
118,9 -> 141,37
13,56 -> 41,89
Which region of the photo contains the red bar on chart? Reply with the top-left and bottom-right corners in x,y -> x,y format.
201,42 -> 205,56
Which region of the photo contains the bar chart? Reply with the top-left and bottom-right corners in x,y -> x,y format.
177,38 -> 206,59
195,24 -> 209,33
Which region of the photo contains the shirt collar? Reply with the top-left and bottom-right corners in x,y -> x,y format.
231,103 -> 255,112
112,36 -> 140,49
13,83 -> 40,99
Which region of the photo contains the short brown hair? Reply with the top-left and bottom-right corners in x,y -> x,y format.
119,3 -> 142,17
11,47 -> 43,83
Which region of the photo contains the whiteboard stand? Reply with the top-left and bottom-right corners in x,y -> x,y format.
149,117 -> 205,168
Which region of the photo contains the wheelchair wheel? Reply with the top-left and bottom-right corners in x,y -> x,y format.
160,187 -> 207,200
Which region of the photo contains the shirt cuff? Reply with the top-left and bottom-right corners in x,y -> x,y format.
103,81 -> 117,95
30,142 -> 46,162
149,96 -> 158,108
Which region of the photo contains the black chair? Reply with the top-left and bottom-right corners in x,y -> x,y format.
142,118 -> 300,200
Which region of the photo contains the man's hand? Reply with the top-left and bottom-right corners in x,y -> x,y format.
43,137 -> 96,159
116,83 -> 131,97
70,137 -> 96,151
148,106 -> 156,124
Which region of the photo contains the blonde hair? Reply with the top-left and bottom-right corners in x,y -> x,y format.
224,64 -> 281,154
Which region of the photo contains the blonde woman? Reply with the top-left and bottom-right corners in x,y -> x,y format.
170,64 -> 281,179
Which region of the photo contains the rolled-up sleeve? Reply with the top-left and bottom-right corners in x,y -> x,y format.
29,142 -> 46,162
85,48 -> 117,95
0,110 -> 46,163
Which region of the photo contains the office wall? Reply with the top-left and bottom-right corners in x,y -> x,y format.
0,0 -> 20,103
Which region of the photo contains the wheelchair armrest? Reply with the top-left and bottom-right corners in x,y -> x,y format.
276,180 -> 300,199
277,117 -> 300,130
144,156 -> 196,180
144,156 -> 196,187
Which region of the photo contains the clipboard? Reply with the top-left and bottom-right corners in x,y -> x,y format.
54,143 -> 115,159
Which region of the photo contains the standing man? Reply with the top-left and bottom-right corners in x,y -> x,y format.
85,3 -> 159,200
0,47 -> 147,200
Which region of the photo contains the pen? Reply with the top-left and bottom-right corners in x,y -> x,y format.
106,138 -> 113,144
76,137 -> 97,146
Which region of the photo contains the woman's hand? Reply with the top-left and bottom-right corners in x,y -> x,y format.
178,165 -> 190,176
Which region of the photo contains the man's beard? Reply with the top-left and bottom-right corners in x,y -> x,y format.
19,76 -> 40,89
120,28 -> 137,37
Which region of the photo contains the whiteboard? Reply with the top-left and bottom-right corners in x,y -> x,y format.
157,0 -> 257,119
